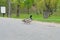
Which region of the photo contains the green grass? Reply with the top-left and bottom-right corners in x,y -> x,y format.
0,13 -> 60,23
11,13 -> 60,23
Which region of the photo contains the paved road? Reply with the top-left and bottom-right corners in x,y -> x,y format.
0,17 -> 60,40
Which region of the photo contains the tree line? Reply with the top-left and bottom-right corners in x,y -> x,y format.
0,0 -> 59,18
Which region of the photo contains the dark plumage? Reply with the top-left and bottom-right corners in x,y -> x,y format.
30,15 -> 32,20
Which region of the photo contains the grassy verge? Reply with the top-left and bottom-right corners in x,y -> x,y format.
20,14 -> 60,23
11,13 -> 60,23
0,13 -> 60,23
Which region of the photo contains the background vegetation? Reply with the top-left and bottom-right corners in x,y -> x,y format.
0,0 -> 60,23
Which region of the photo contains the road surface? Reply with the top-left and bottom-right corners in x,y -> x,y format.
0,17 -> 60,40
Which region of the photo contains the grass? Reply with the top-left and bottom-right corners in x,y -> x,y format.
0,13 -> 60,23
11,13 -> 60,23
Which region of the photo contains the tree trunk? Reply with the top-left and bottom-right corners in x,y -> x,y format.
8,0 -> 11,17
0,6 -> 1,13
43,10 -> 50,18
17,5 -> 20,17
27,6 -> 29,14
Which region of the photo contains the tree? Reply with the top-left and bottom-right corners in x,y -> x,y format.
34,0 -> 44,14
16,0 -> 20,17
43,0 -> 59,18
24,0 -> 34,14
7,0 -> 11,17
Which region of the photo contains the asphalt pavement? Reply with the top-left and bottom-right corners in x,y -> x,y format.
0,17 -> 60,40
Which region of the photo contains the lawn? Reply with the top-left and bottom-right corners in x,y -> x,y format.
11,13 -> 60,23
0,13 -> 60,23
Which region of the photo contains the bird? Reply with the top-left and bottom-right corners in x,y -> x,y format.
22,15 -> 32,24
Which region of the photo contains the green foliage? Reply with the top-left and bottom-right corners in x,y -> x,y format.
24,0 -> 34,8
0,0 -> 7,6
0,0 -> 60,23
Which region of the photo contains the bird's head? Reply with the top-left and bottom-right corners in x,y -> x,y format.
30,15 -> 32,19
